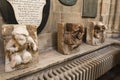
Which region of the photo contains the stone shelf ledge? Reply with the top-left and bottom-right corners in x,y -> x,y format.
0,38 -> 120,80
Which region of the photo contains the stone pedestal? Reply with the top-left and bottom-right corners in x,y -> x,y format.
2,24 -> 38,72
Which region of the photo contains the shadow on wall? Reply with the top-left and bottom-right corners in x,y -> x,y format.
0,12 -> 5,61
119,16 -> 120,37
0,38 -> 4,60
82,27 -> 87,43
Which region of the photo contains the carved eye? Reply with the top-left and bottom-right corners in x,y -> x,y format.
13,44 -> 16,47
94,26 -> 100,30
102,26 -> 105,30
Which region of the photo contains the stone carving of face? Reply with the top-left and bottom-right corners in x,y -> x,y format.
91,22 -> 107,45
94,25 -> 106,39
3,25 -> 38,72
14,34 -> 26,46
64,23 -> 84,50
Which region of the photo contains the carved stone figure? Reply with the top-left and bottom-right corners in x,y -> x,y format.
58,23 -> 84,55
2,25 -> 38,72
87,21 -> 107,45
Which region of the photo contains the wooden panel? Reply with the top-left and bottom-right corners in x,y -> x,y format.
82,0 -> 98,18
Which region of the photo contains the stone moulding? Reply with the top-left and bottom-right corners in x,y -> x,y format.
58,23 -> 84,55
2,24 -> 38,72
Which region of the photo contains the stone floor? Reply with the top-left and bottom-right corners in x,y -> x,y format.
97,65 -> 120,80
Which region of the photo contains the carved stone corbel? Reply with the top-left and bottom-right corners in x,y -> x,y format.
58,23 -> 84,54
87,21 -> 107,45
2,24 -> 38,72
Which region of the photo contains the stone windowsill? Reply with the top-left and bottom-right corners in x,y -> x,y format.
0,38 -> 120,80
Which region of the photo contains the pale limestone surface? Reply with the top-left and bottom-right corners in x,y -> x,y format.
0,0 -> 119,79
2,25 -> 38,72
87,21 -> 107,45
0,39 -> 119,80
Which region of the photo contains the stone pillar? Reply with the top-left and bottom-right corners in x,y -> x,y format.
107,0 -> 116,37
87,21 -> 107,46
101,0 -> 111,25
109,0 -> 120,38
113,0 -> 120,36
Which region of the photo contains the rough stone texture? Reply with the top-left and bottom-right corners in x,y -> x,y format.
113,0 -> 120,35
0,0 -> 119,56
2,25 -> 38,72
87,21 -> 107,45
106,0 -> 120,38
0,0 -> 119,77
58,23 -> 84,54
0,39 -> 119,80
38,32 -> 57,53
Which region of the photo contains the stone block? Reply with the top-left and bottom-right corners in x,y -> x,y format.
87,21 -> 107,45
57,23 -> 84,54
2,24 -> 38,72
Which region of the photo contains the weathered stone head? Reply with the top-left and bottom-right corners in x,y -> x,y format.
87,21 -> 107,45
94,23 -> 106,39
58,23 -> 84,55
64,23 -> 84,49
2,24 -> 38,72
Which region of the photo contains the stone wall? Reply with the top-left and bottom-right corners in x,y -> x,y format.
0,0 -> 120,59
107,0 -> 120,37
38,0 -> 101,51
113,0 -> 120,32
